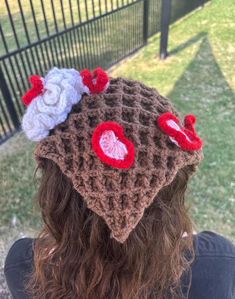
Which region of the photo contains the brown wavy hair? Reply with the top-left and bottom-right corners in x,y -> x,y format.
27,159 -> 196,299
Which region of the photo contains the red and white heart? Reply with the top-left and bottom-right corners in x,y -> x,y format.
157,112 -> 203,151
80,67 -> 109,94
99,130 -> 128,160
92,121 -> 135,169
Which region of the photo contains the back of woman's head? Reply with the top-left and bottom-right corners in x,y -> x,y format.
21,68 -> 203,299
30,159 -> 196,299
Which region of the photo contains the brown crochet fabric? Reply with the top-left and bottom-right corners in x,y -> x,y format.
34,77 -> 203,243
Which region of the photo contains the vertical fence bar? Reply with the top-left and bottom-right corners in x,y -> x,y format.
0,104 -> 12,134
17,0 -> 34,74
160,0 -> 171,59
0,95 -> 13,133
19,0 -> 46,74
1,59 -> 23,116
76,0 -> 87,68
68,0 -> 82,68
143,0 -> 149,45
0,114 -> 8,137
29,0 -> 49,71
0,65 -> 20,129
40,0 -> 58,67
91,0 -> 96,17
105,0 -> 108,13
137,2 -> 141,47
60,0 -> 75,66
4,0 -> 30,88
99,10 -> 107,66
50,0 -> 64,67
98,0 -> 102,14
77,0 -> 82,23
0,25 -> 24,115
84,0 -> 96,68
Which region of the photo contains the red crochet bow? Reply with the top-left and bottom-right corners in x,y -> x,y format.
22,75 -> 44,106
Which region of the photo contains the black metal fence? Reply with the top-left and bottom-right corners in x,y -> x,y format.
0,0 -> 208,144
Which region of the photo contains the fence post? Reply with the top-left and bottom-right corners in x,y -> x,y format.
0,65 -> 20,130
143,0 -> 150,44
160,0 -> 172,59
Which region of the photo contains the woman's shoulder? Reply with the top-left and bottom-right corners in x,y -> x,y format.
193,230 -> 235,258
4,237 -> 34,273
4,238 -> 35,299
182,231 -> 235,299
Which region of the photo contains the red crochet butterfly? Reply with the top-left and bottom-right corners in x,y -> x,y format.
157,112 -> 203,151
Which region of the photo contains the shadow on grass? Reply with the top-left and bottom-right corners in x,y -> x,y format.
168,31 -> 207,56
167,34 -> 235,238
168,34 -> 235,112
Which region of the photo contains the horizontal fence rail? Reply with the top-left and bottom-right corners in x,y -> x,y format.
0,0 -> 209,144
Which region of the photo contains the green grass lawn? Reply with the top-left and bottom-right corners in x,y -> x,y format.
0,0 -> 234,242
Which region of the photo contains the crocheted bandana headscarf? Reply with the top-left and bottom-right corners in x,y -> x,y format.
21,67 -> 204,243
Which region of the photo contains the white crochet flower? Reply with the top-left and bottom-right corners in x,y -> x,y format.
22,67 -> 89,141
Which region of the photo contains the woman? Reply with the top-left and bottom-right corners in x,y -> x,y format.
4,67 -> 235,299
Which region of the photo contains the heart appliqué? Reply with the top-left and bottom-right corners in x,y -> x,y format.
22,75 -> 44,106
92,121 -> 135,169
157,112 -> 203,151
80,67 -> 109,94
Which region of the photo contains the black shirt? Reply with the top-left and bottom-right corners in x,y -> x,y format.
4,231 -> 235,299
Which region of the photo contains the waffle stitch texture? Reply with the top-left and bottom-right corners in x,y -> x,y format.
34,77 -> 203,243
